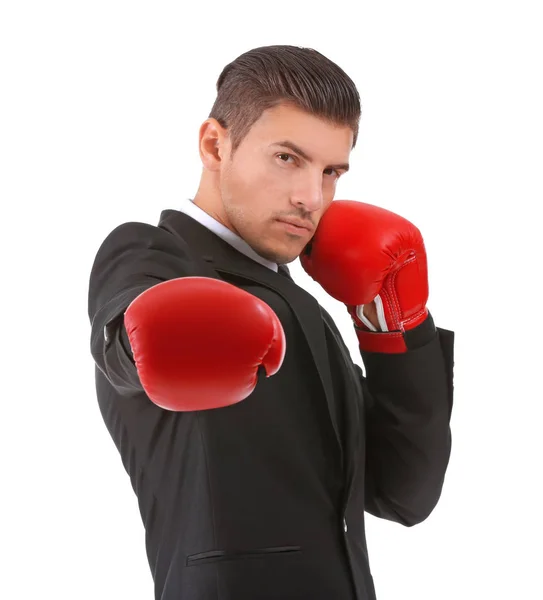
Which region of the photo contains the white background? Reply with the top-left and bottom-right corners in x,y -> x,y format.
1,1 -> 542,598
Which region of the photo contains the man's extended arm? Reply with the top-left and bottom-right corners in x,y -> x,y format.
88,221 -> 197,395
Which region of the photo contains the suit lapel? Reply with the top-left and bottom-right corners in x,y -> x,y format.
158,209 -> 345,462
322,315 -> 362,498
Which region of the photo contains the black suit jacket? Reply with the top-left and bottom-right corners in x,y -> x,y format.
88,209 -> 454,600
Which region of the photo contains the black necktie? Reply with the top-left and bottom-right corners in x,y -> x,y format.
278,264 -> 293,281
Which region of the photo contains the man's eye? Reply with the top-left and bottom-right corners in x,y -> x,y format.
278,153 -> 294,163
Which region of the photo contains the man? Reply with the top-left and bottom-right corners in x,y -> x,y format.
88,45 -> 454,600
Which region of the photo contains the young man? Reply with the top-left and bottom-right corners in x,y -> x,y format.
88,44 -> 454,600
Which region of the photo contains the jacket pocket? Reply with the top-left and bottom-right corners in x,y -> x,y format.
186,545 -> 302,567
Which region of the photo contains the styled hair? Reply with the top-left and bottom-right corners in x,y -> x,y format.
208,45 -> 361,154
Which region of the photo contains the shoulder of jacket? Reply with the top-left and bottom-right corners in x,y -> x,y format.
97,219 -> 188,253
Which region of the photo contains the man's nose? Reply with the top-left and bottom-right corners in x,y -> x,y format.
291,176 -> 324,212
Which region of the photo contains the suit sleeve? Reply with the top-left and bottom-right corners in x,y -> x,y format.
357,313 -> 455,526
87,221 -> 201,396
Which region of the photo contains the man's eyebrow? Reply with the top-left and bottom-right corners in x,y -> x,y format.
270,140 -> 350,172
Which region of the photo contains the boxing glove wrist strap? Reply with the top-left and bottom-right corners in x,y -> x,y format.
355,311 -> 436,354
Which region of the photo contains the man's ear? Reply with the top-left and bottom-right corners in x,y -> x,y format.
198,118 -> 228,170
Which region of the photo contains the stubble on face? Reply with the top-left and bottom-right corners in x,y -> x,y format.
217,103 -> 352,264
220,158 -> 312,265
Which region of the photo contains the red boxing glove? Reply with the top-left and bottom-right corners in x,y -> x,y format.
124,277 -> 286,410
300,200 -> 429,353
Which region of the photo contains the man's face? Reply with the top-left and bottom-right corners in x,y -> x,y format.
216,103 -> 353,265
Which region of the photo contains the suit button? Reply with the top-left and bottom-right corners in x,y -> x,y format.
343,519 -> 348,533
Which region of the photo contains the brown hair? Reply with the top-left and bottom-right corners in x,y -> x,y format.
208,45 -> 361,155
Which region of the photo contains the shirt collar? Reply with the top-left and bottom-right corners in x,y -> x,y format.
178,199 -> 279,273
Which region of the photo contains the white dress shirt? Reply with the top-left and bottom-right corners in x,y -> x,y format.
178,198 -> 279,273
